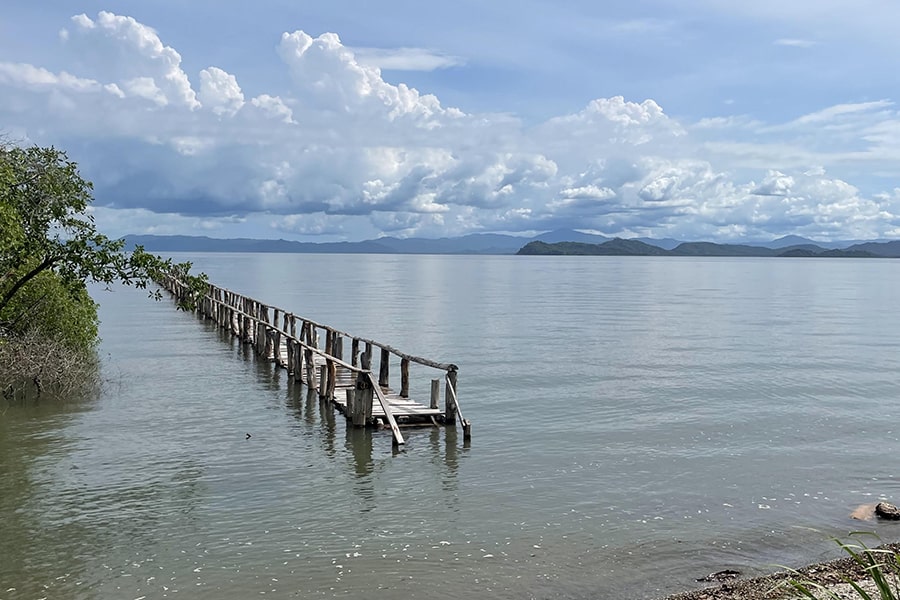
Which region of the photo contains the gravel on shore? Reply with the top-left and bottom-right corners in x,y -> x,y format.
661,542 -> 900,600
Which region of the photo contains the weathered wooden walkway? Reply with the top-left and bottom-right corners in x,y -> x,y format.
159,275 -> 470,448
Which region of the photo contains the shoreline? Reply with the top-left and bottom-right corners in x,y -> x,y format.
660,542 -> 900,600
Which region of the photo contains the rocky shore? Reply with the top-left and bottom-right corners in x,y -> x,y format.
661,542 -> 900,600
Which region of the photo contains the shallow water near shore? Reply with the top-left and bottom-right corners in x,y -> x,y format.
3,254 -> 900,599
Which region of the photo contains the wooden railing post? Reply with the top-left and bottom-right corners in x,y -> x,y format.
379,348 -> 390,388
258,305 -> 270,358
400,358 -> 410,398
353,353 -> 373,427
445,368 -> 458,424
272,309 -> 282,364
241,298 -> 251,342
305,346 -> 316,389
333,334 -> 343,361
351,338 -> 360,368
286,339 -> 295,377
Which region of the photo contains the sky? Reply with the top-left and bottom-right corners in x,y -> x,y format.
3,1 -> 900,243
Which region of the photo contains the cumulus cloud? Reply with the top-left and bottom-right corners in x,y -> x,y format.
774,38 -> 816,48
199,67 -> 244,116
352,47 -> 464,71
64,11 -> 200,109
3,11 -> 900,243
753,171 -> 795,196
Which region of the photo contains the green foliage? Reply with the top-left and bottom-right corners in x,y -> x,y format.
0,142 -> 207,358
785,534 -> 900,600
2,269 -> 99,353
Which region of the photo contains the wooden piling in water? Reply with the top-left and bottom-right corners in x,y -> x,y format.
400,358 -> 410,398
430,379 -> 440,409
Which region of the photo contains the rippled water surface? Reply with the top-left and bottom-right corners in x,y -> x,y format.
3,255 -> 900,599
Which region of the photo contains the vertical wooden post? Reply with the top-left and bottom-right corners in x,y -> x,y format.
328,360 -> 337,399
286,339 -> 295,376
324,330 -> 333,357
430,378 -> 440,409
266,329 -> 277,362
400,358 -> 410,398
353,353 -> 373,427
319,358 -> 329,399
241,298 -> 251,342
232,294 -> 240,335
333,335 -> 343,361
291,340 -> 303,382
445,369 -> 458,424
379,348 -> 390,388
351,338 -> 360,368
364,342 -> 373,367
272,309 -> 282,364
227,293 -> 235,333
305,347 -> 316,389
264,306 -> 275,358
345,388 -> 355,419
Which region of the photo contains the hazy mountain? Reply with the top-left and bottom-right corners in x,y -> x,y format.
763,235 -> 821,249
531,229 -> 610,244
125,229 -> 599,255
124,232 -> 900,257
519,240 -> 889,258
671,242 -> 777,256
635,237 -> 682,250
125,234 -> 393,253
518,238 -> 671,256
845,240 -> 900,257
372,233 -> 529,254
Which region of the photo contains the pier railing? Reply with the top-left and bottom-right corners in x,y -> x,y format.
160,275 -> 470,447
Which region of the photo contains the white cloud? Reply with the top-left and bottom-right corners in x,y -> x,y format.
791,100 -> 893,126
3,11 -> 900,243
753,171 -> 795,196
774,38 -> 816,48
352,47 -> 463,71
249,94 -> 295,123
199,67 -> 244,116
65,11 -> 200,109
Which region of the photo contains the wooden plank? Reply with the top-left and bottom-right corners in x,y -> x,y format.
369,372 -> 404,447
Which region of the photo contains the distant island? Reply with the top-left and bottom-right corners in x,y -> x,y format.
517,238 -> 900,258
122,230 -> 900,258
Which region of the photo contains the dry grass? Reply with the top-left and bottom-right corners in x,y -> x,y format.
0,328 -> 100,402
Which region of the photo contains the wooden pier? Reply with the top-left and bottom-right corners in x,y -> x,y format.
159,275 -> 470,448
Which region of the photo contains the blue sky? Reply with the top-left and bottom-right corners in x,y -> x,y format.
3,1 -> 900,242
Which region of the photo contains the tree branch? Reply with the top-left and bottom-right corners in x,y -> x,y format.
0,255 -> 60,314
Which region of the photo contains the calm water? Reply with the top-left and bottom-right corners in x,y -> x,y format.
3,254 -> 900,600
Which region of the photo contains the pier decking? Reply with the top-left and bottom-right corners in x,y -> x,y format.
159,275 -> 469,448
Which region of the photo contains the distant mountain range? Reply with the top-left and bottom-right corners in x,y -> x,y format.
122,230 -> 900,257
124,230 -> 612,255
517,238 -> 900,258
